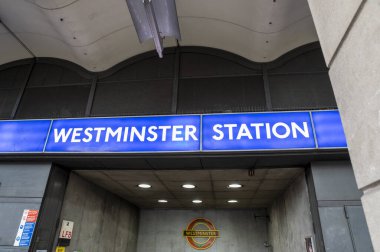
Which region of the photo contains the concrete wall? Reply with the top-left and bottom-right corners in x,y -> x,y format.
0,163 -> 51,252
306,0 -> 380,250
268,172 -> 314,252
137,209 -> 268,252
57,172 -> 139,252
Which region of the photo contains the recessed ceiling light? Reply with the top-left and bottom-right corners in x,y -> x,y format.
158,199 -> 168,203
138,183 -> 151,189
192,199 -> 202,204
228,183 -> 242,189
228,200 -> 238,203
182,184 -> 196,189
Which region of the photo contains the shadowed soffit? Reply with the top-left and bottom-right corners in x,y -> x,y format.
0,0 -> 317,71
76,168 -> 304,209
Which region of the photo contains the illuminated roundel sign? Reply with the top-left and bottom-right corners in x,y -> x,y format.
183,218 -> 220,250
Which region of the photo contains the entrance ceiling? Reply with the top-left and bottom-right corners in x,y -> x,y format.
0,0 -> 317,71
77,168 -> 303,209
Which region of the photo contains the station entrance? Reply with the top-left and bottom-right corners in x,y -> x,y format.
21,157 -> 369,252
60,167 -> 307,252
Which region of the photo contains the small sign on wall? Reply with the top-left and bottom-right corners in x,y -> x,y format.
59,220 -> 74,239
305,237 -> 315,252
183,218 -> 220,250
58,220 -> 74,247
56,246 -> 65,252
14,209 -> 39,247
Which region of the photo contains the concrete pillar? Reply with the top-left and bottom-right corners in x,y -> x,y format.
306,0 -> 380,250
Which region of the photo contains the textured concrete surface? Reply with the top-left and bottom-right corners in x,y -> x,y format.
58,172 -> 139,252
268,172 -> 314,252
308,0 -> 380,250
328,0 -> 380,189
307,0 -> 363,64
361,186 -> 380,251
137,209 -> 268,252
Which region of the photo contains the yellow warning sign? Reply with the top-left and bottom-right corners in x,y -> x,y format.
56,246 -> 65,252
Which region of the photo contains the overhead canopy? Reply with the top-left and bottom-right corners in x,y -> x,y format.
0,0 -> 317,71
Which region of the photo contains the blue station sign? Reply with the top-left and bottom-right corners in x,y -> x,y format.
202,112 -> 316,151
0,110 -> 347,153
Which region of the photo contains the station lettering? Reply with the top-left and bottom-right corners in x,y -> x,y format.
53,125 -> 198,143
211,122 -> 310,140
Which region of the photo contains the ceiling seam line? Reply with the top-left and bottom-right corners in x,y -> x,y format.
24,0 -> 80,10
99,171 -> 136,197
327,0 -> 367,69
178,14 -> 313,34
0,19 -> 35,58
153,171 -> 185,208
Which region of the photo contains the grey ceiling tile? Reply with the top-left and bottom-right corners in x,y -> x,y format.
215,199 -> 251,205
210,169 -> 265,181
163,181 -> 212,191
201,157 -> 256,169
101,158 -> 151,169
265,168 -> 303,179
118,180 -> 167,191
179,198 -> 215,208
153,201 -> 184,209
104,170 -> 158,181
59,160 -> 105,168
75,168 -> 299,209
213,180 -> 260,191
251,169 -> 269,178
146,158 -> 202,169
75,170 -> 108,180
155,170 -> 210,181
112,189 -> 136,199
126,198 -> 182,208
128,190 -> 173,199
171,191 -> 214,199
259,179 -> 292,190
214,191 -> 255,199
253,190 -> 283,199
90,179 -> 124,192
214,204 -> 251,209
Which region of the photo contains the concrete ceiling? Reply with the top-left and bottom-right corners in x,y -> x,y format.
76,168 -> 303,209
0,0 -> 317,71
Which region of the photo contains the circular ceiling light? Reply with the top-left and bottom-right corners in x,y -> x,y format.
158,199 -> 168,203
228,183 -> 242,189
192,199 -> 202,204
182,184 -> 196,189
138,183 -> 151,189
227,200 -> 238,203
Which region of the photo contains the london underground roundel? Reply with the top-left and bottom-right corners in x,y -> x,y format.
183,218 -> 220,250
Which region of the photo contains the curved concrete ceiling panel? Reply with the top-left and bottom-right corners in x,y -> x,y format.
0,24 -> 31,63
0,0 -> 318,71
179,15 -> 317,62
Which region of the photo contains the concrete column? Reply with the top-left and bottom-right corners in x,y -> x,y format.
306,0 -> 380,250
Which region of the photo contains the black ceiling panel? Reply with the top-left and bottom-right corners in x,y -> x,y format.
178,76 -> 266,114
91,79 -> 173,116
269,73 -> 337,111
16,85 -> 90,119
180,52 -> 260,77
